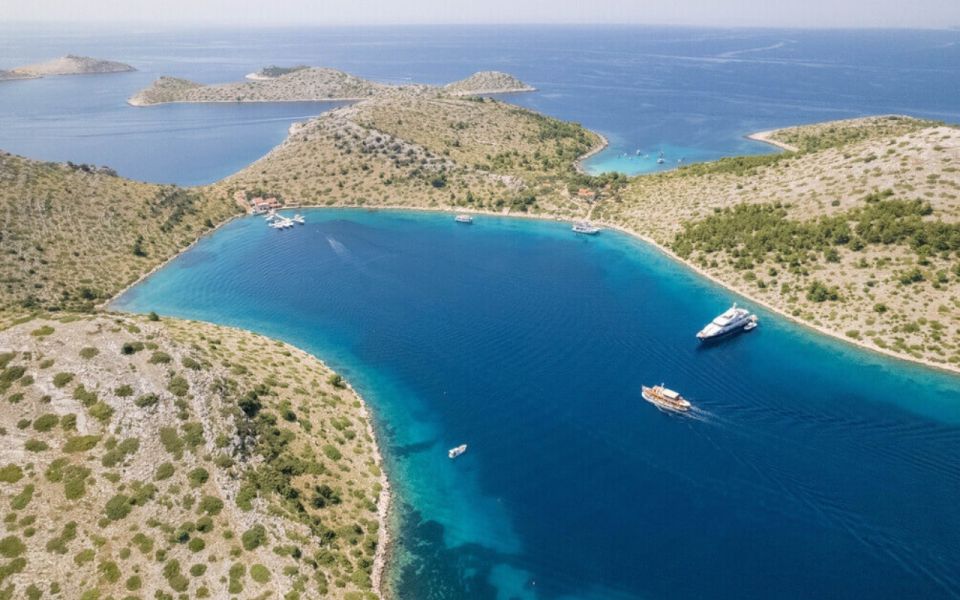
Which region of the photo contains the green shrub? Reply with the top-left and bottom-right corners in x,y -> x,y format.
63,435 -> 100,453
10,484 -> 34,510
198,495 -> 223,516
101,437 -> 140,467
32,413 -> 59,432
189,563 -> 207,577
159,427 -> 184,458
181,357 -> 202,371
188,537 -> 205,553
52,372 -> 75,388
45,521 -> 77,554
74,548 -> 95,565
241,524 -> 266,551
72,384 -> 98,406
250,564 -> 270,584
104,494 -> 133,521
114,384 -> 134,397
79,347 -> 100,360
134,393 -> 159,408
149,351 -> 172,365
24,439 -> 49,452
0,535 -> 25,558
88,401 -> 114,423
30,326 -> 55,337
806,280 -> 840,303
168,376 -> 190,397
327,374 -> 346,389
125,575 -> 142,591
322,445 -> 342,461
98,560 -> 121,583
155,462 -> 175,480
120,341 -> 144,355
187,467 -> 209,488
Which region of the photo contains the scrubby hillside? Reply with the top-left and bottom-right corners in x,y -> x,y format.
219,91 -> 602,217
0,152 -> 238,315
0,313 -> 385,599
597,117 -> 960,367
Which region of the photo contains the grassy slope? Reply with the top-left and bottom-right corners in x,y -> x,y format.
0,313 -> 384,599
0,152 -> 239,315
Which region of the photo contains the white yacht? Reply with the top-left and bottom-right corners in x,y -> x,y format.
264,211 -> 278,222
448,444 -> 467,459
657,151 -> 666,164
696,303 -> 758,341
292,214 -> 305,224
455,214 -> 473,224
572,221 -> 601,235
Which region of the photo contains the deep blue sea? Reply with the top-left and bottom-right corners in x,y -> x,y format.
114,210 -> 960,599
1,25 -> 959,182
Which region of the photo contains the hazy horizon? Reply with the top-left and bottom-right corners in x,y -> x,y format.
3,0 -> 959,30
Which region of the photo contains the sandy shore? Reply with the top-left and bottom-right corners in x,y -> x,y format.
746,129 -> 799,152
574,132 -> 609,174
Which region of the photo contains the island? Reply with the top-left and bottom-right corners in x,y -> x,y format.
128,66 -> 536,105
0,54 -> 135,81
1,66 -> 959,599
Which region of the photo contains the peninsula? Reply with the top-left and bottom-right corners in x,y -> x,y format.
128,66 -> 536,105
0,55 -> 135,81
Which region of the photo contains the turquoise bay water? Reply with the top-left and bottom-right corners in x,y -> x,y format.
1,26 -> 959,182
114,210 -> 960,599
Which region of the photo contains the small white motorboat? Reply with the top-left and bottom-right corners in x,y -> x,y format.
455,215 -> 473,224
448,444 -> 467,459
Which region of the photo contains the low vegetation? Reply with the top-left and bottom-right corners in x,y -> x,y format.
0,314 -> 385,598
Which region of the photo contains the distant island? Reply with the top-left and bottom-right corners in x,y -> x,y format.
0,54 -> 135,81
128,66 -> 535,105
444,71 -> 536,95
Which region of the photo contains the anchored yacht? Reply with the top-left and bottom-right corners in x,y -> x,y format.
455,214 -> 473,224
696,303 -> 758,341
572,221 -> 601,235
448,444 -> 467,459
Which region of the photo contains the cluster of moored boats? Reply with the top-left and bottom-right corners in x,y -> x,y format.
455,214 -> 602,236
264,211 -> 305,229
642,303 -> 759,414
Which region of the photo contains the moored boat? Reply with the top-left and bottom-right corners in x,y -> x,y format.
455,214 -> 473,224
696,303 -> 758,341
572,220 -> 601,235
448,444 -> 467,459
641,384 -> 691,413
292,214 -> 305,224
